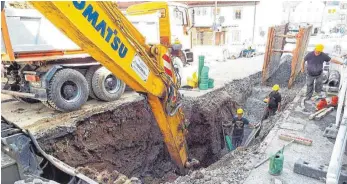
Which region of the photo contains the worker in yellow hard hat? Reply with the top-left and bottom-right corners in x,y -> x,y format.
302,44 -> 345,101
223,108 -> 257,149
263,84 -> 282,120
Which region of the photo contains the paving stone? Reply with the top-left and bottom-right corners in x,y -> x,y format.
323,124 -> 338,139
280,122 -> 305,131
293,159 -> 347,184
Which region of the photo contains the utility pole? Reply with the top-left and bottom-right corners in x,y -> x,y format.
213,1 -> 217,45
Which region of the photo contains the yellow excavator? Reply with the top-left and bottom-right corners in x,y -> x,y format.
28,1 -> 198,174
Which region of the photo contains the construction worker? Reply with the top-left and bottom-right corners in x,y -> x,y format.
263,84 -> 282,120
223,108 -> 256,149
302,44 -> 345,100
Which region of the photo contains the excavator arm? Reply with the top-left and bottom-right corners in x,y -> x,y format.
29,1 -> 193,172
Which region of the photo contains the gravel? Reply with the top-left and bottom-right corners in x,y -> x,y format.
168,56 -> 306,184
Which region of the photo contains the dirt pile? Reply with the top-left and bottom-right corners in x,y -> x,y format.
39,72 -> 261,183
169,56 -> 306,184
38,57 -> 305,184
40,99 -> 175,183
267,55 -> 306,87
183,72 -> 260,167
76,166 -> 141,184
171,146 -> 260,184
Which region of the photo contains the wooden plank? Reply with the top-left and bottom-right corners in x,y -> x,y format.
279,134 -> 313,146
276,34 -> 296,38
262,24 -> 290,84
288,26 -> 312,88
315,107 -> 334,120
262,27 -> 274,83
272,49 -> 292,53
309,107 -> 327,120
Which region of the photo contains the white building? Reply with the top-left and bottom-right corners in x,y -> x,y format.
321,1 -> 347,34
190,1 -> 259,46
281,1 -> 325,34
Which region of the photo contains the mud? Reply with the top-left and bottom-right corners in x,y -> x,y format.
40,99 -> 176,182
169,57 -> 307,184
38,57 -> 305,184
38,72 -> 261,183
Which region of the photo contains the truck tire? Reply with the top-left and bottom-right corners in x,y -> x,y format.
47,68 -> 89,112
91,67 -> 125,102
14,96 -> 40,104
85,66 -> 100,99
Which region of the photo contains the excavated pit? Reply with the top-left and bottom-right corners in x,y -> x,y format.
38,56 -> 305,184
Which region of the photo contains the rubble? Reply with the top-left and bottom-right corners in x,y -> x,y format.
76,167 -> 141,184
31,53 -> 305,184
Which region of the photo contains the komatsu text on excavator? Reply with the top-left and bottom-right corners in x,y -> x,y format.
18,0 -> 196,178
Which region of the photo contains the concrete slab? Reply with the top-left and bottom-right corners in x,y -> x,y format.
244,93 -> 347,184
280,123 -> 305,131
1,92 -> 141,136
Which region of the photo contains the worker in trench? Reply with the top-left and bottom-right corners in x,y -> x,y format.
223,108 -> 258,149
302,44 -> 346,101
262,84 -> 282,120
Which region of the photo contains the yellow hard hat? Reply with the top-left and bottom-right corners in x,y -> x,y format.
174,38 -> 181,44
272,84 -> 280,91
315,44 -> 324,52
237,108 -> 244,114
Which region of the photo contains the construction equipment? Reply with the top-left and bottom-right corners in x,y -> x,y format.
279,134 -> 313,146
1,4 -> 125,111
269,148 -> 284,175
1,1 -> 193,112
1,116 -> 98,184
309,107 -> 335,120
25,1 -> 197,175
254,140 -> 294,169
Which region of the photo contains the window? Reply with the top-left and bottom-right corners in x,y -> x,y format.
213,7 -> 221,16
196,8 -> 201,16
202,8 -> 207,16
234,9 -> 242,20
341,3 -> 347,9
231,30 -> 241,42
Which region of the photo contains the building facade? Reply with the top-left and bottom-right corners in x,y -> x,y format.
190,2 -> 258,46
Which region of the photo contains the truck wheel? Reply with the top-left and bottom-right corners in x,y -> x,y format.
14,96 -> 40,104
47,68 -> 89,112
85,66 -> 100,99
92,67 -> 125,102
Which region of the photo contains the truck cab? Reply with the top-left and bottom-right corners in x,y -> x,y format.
125,2 -> 194,65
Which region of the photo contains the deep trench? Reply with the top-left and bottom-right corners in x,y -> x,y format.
38,56 -> 306,184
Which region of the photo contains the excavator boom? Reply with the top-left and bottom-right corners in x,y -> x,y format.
30,1 -> 189,171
